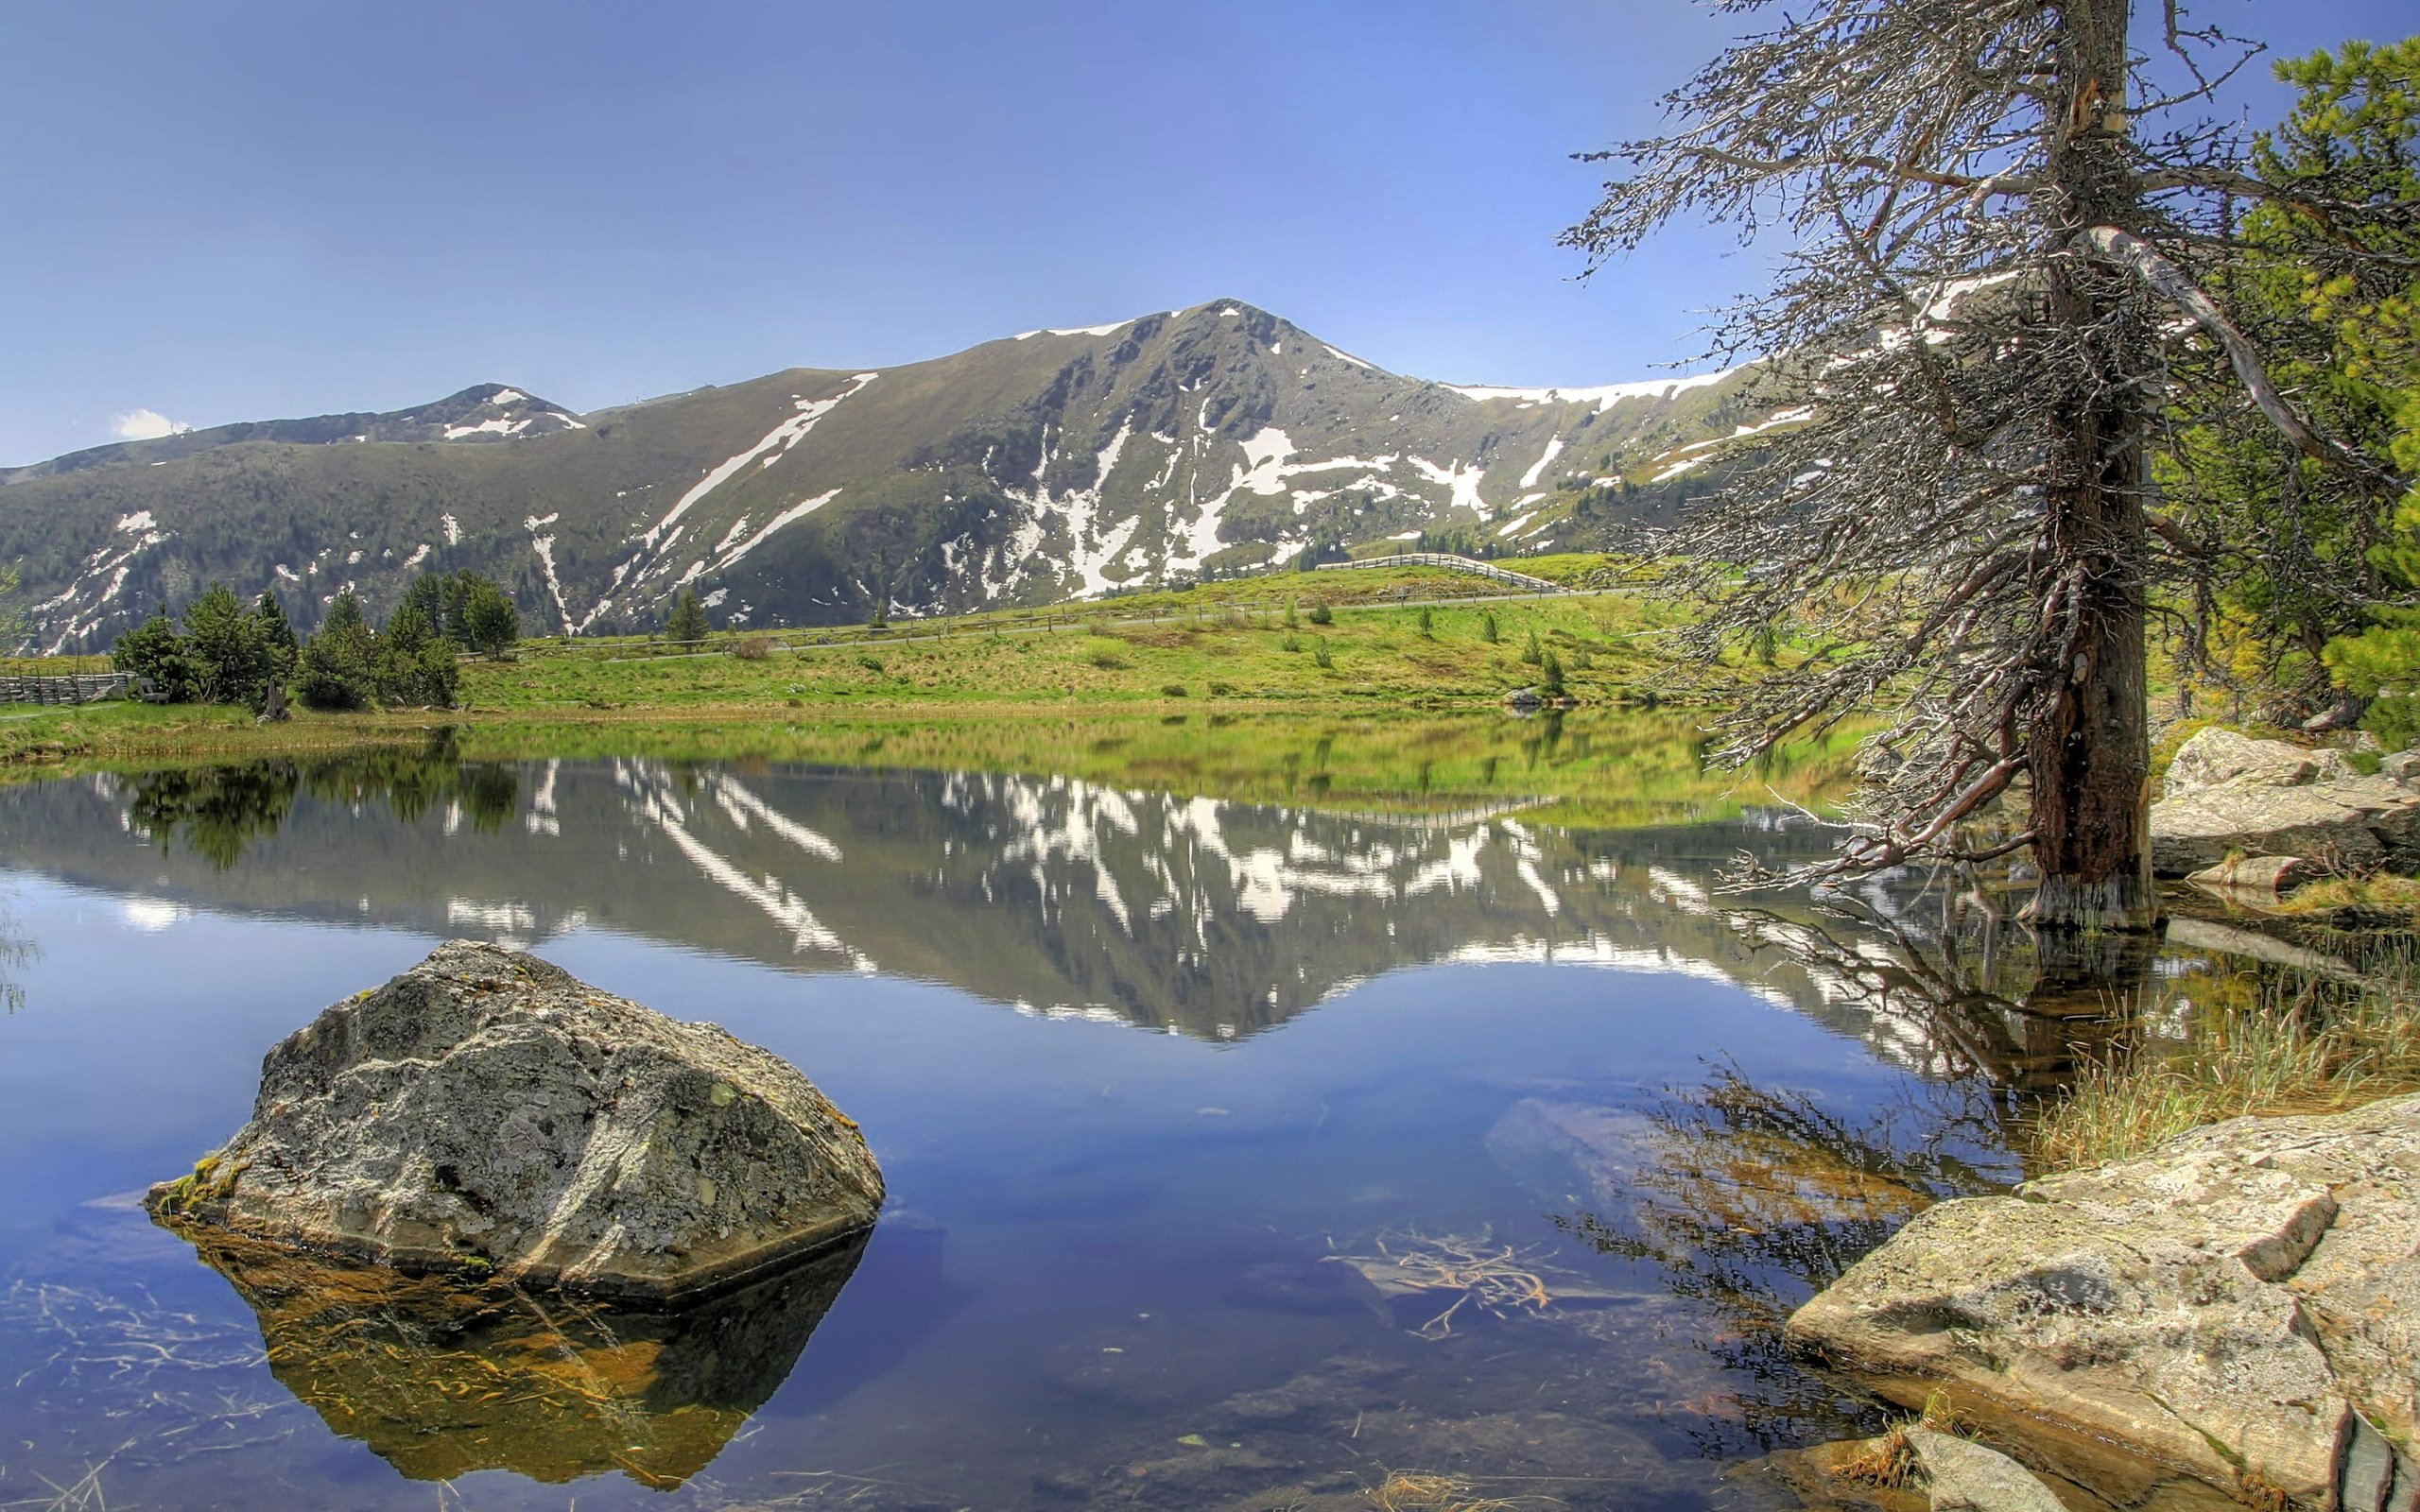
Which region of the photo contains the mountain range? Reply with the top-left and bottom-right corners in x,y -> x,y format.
0,301 -> 1766,650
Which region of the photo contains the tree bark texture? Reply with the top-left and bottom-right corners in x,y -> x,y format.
2026,0 -> 2157,933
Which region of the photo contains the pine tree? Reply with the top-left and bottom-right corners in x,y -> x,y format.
375,601 -> 459,708
253,590 -> 299,686
111,612 -> 198,702
296,593 -> 376,711
458,576 -> 521,659
2168,40 -> 2419,723
1566,1 -> 2406,930
182,583 -> 275,711
666,588 -> 709,644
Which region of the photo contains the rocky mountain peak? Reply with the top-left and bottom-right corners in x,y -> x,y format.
3,303 -> 1772,649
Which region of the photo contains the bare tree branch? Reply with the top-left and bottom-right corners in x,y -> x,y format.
2077,225 -> 2382,478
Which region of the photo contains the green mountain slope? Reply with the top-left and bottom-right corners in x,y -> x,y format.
0,302 -> 1771,648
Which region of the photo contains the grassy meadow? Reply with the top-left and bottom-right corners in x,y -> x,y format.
465,573 -> 1707,715
0,561 -> 1862,829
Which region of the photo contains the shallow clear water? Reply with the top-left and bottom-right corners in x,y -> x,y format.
0,753 -> 2033,1511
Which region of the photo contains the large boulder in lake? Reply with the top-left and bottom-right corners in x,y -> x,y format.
1787,1093 -> 2420,1510
148,940 -> 883,1298
2149,728 -> 2420,876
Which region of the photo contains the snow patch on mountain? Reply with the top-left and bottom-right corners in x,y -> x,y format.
526,518 -> 572,633
1407,456 -> 1487,516
1235,427 -> 1295,494
1443,365 -> 1747,413
1013,320 -> 1132,340
640,372 -> 877,552
708,490 -> 842,576
1006,419 -> 1143,598
1520,434 -> 1564,490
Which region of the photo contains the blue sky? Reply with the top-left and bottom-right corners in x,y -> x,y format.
0,0 -> 2409,466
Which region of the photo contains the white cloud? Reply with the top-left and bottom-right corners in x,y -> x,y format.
112,407 -> 190,440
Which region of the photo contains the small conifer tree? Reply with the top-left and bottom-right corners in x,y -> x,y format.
667,588 -> 710,644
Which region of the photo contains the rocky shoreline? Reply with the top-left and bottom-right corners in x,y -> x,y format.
1788,1094 -> 2419,1511
2151,727 -> 2420,881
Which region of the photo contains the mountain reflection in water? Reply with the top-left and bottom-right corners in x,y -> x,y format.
1,749 -> 2156,1077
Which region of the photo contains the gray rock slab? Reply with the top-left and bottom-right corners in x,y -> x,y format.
148,940 -> 884,1299
2163,728 -> 2354,798
2149,730 -> 2420,876
1905,1429 -> 2070,1512
1788,1093 -> 2420,1508
2186,853 -> 2314,895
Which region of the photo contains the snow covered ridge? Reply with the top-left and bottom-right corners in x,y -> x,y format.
434,385 -> 587,442
7,296 -> 1800,649
1441,365 -> 1753,414
986,302 -> 1754,410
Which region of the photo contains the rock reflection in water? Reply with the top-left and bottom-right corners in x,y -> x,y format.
174,1228 -> 867,1489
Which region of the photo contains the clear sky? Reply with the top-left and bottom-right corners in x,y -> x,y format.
1,0 -> 2409,466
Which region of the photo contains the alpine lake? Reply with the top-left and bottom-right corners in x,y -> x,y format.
0,712 -> 2269,1512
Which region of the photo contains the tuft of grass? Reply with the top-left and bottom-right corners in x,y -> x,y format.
1833,1390 -> 1971,1489
2031,951 -> 2420,1171
2273,874 -> 2420,925
1367,1471 -> 1522,1512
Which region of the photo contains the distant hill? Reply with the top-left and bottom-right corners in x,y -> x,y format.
0,301 -> 1771,649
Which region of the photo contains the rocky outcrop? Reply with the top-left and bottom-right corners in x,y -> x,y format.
1787,1094 -> 2420,1510
148,940 -> 883,1298
2186,853 -> 2316,895
2149,728 -> 2420,877
1901,1429 -> 2071,1512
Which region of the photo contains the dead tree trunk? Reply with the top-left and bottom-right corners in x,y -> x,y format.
1561,0 -> 2403,954
2025,0 -> 2156,934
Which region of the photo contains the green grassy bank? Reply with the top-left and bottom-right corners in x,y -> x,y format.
465,578 -> 1698,715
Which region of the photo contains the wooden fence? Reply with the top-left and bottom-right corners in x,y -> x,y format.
0,671 -> 138,705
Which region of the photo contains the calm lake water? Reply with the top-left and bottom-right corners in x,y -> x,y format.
0,744 -> 2150,1512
